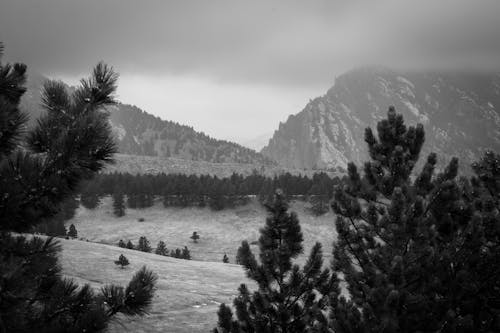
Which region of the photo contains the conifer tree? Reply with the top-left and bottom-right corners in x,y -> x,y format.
113,188 -> 126,217
222,253 -> 229,263
67,223 -> 78,238
182,246 -> 191,260
80,180 -> 102,209
118,239 -> 126,248
0,44 -> 156,332
190,231 -> 200,243
235,240 -> 250,265
126,240 -> 135,249
136,236 -> 152,253
214,190 -> 333,333
115,254 -> 129,268
329,107 -> 500,332
155,240 -> 168,256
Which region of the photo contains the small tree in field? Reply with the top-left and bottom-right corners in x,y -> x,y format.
190,231 -> 200,243
222,253 -> 229,263
214,190 -> 333,333
115,254 -> 129,268
136,236 -> 152,253
118,239 -> 126,248
126,240 -> 134,249
155,240 -> 168,256
182,246 -> 191,260
67,223 -> 78,238
113,188 -> 126,217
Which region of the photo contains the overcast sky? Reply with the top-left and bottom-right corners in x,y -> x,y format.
1,0 -> 500,147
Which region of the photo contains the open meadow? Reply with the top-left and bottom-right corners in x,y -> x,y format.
58,237 -> 251,333
68,197 -> 338,265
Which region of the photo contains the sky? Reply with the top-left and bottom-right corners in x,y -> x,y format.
1,0 -> 500,148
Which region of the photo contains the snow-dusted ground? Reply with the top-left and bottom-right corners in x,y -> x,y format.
58,237 -> 250,333
60,198 -> 337,332
69,197 -> 337,265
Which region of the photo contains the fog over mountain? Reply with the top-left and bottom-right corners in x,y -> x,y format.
262,67 -> 500,173
2,0 -> 500,143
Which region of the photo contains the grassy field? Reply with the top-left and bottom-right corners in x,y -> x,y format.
58,237 -> 251,333
68,197 -> 337,265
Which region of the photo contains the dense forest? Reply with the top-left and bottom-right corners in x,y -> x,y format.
37,171 -> 340,237
79,171 -> 341,212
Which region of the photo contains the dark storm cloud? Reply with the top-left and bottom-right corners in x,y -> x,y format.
1,0 -> 500,87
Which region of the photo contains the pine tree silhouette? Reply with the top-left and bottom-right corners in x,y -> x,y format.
67,223 -> 78,238
329,107 -> 500,332
0,45 -> 156,332
115,254 -> 130,268
214,190 -> 333,332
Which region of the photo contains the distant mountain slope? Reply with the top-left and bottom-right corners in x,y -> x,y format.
107,104 -> 275,164
20,71 -> 275,166
262,67 -> 500,172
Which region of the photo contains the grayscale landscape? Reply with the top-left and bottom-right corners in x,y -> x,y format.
1,1 -> 499,332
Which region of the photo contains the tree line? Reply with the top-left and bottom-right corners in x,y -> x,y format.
78,169 -> 341,213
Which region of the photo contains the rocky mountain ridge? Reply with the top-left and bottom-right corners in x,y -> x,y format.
262,67 -> 500,173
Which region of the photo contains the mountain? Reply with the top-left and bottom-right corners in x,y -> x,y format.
238,132 -> 273,151
262,67 -> 500,173
20,71 -> 275,166
106,104 -> 274,164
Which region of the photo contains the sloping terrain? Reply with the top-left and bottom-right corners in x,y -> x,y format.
262,67 -> 500,173
58,237 -> 250,333
20,71 -> 274,166
68,198 -> 337,265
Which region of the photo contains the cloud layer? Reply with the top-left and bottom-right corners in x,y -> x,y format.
2,0 -> 500,144
2,0 -> 500,87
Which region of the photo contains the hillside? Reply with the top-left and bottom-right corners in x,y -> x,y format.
56,237 -> 250,333
20,71 -> 275,166
68,197 -> 337,265
107,103 -> 274,165
262,67 -> 500,173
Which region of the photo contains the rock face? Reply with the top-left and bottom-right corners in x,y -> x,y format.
262,67 -> 500,173
20,72 -> 274,166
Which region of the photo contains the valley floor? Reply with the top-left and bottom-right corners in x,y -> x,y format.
63,198 -> 337,332
69,198 -> 337,265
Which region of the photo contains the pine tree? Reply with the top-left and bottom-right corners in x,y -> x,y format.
214,190 -> 333,333
182,246 -> 191,260
118,239 -> 126,248
329,107 -> 500,332
113,188 -> 126,217
115,254 -> 130,268
155,240 -> 168,256
80,180 -> 102,209
136,236 -> 152,253
222,253 -> 229,263
190,231 -> 200,243
126,240 -> 135,249
235,240 -> 250,265
67,223 -> 78,238
0,45 -> 156,332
